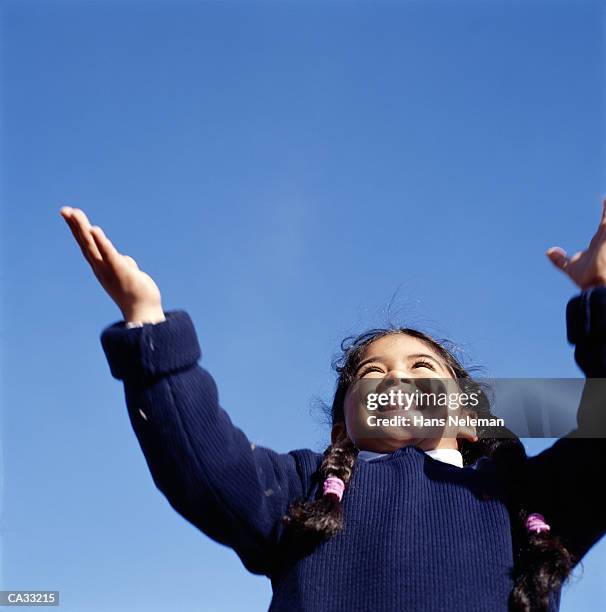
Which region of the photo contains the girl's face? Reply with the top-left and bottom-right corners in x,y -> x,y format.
334,333 -> 478,453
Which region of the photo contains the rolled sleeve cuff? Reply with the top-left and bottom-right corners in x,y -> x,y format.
566,286 -> 606,345
100,310 -> 202,381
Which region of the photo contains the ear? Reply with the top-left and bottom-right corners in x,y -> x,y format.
457,407 -> 479,443
331,422 -> 347,445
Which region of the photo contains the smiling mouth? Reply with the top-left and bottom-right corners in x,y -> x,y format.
376,402 -> 425,414
373,392 -> 440,414
372,381 -> 418,413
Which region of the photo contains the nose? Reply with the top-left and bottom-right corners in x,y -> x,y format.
376,372 -> 446,400
376,375 -> 415,396
383,368 -> 410,384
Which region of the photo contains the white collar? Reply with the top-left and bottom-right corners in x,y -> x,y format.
358,447 -> 463,469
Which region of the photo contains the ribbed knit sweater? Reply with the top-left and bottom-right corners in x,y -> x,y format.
100,288 -> 606,611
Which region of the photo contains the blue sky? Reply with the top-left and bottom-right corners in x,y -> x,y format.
1,0 -> 605,610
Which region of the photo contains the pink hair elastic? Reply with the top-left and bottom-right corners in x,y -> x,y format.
323,476 -> 345,501
526,513 -> 551,534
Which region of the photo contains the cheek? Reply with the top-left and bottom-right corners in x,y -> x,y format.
342,388 -> 372,441
342,392 -> 358,427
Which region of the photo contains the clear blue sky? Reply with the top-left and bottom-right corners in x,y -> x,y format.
1,1 -> 605,610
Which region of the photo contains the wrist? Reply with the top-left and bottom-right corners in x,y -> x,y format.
121,304 -> 166,325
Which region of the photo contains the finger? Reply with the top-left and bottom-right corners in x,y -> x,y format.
61,207 -> 102,264
546,246 -> 570,271
70,208 -> 103,261
61,208 -> 97,268
123,255 -> 139,269
600,196 -> 606,230
59,206 -> 73,218
60,206 -> 83,247
90,225 -> 123,272
70,218 -> 104,267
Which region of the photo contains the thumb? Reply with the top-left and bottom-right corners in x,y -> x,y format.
546,246 -> 569,271
123,255 -> 139,269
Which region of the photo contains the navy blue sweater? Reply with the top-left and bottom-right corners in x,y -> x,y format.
100,289 -> 606,611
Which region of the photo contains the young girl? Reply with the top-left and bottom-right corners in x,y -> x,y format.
60,203 -> 606,611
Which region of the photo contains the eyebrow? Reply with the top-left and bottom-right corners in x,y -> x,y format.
354,353 -> 445,375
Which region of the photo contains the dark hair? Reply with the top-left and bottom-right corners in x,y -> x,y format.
282,326 -> 573,611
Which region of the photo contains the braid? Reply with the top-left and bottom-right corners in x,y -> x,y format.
282,437 -> 359,539
510,510 -> 573,611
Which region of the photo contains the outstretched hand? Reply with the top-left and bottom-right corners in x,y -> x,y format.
547,196 -> 606,290
60,206 -> 165,323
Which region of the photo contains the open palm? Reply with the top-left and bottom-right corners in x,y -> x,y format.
547,197 -> 606,290
60,207 -> 165,323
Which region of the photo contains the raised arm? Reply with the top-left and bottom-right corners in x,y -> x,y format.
525,287 -> 606,565
525,198 -> 606,564
60,207 -> 314,576
100,310 -> 310,575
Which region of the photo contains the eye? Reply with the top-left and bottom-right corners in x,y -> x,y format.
357,365 -> 385,378
413,359 -> 436,371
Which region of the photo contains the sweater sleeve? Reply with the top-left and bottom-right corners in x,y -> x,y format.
525,287 -> 606,565
99,310 -> 308,576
